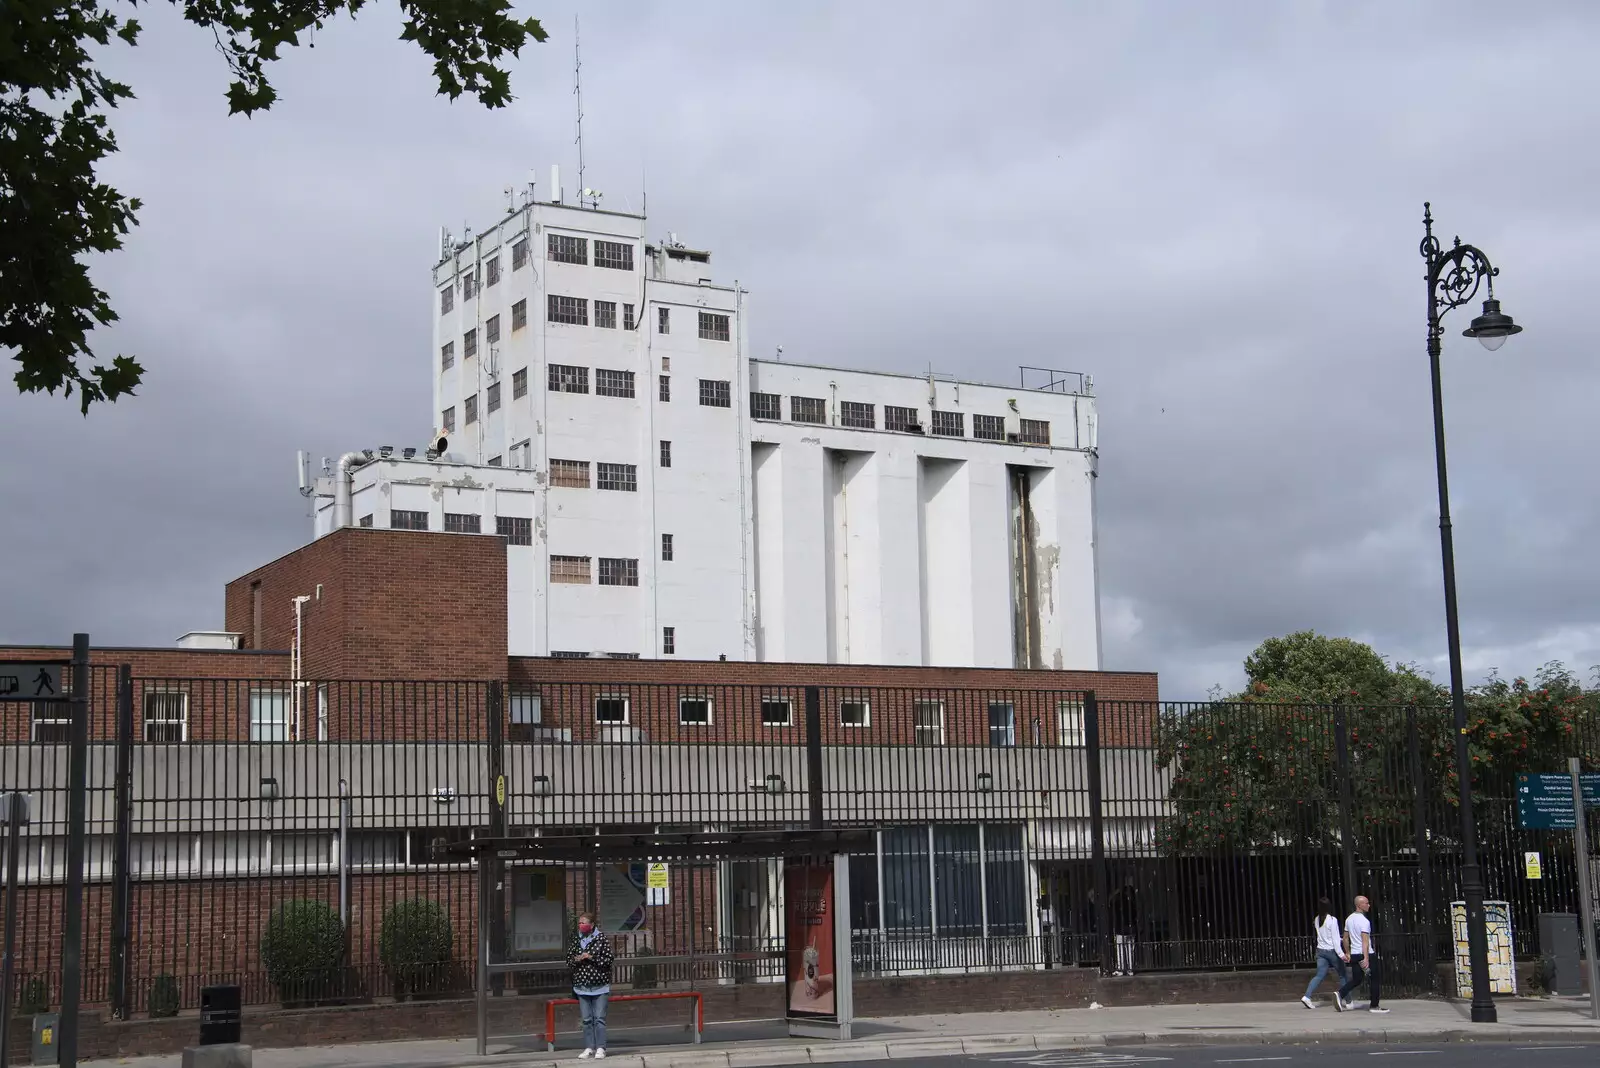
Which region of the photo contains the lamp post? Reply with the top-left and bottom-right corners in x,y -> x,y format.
1420,202 -> 1522,1024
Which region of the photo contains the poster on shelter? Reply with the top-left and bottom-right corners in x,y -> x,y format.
600,864 -> 649,932
511,868 -> 567,953
784,859 -> 836,1018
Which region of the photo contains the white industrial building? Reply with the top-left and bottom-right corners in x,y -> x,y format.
302,169 -> 1103,670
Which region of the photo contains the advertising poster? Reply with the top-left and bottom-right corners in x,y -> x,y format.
785,859 -> 836,1018
599,863 -> 649,932
511,868 -> 567,954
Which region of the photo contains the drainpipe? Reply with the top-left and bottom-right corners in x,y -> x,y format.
292,595 -> 311,740
338,778 -> 351,929
332,452 -> 370,529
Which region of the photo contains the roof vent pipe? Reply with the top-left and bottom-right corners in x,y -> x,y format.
332,452 -> 371,530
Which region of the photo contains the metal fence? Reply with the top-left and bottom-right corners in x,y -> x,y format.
1,674 -> 1596,1016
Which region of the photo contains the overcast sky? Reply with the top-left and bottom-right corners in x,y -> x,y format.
4,1 -> 1598,697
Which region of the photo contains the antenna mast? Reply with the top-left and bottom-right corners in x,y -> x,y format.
574,15 -> 586,209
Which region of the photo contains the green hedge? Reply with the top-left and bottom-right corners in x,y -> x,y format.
260,899 -> 346,1003
379,898 -> 454,998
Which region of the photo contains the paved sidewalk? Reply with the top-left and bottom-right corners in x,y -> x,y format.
86,997 -> 1600,1068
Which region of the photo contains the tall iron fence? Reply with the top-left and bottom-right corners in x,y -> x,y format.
1,674 -> 1596,1016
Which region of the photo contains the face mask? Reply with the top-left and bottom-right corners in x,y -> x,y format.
579,923 -> 593,935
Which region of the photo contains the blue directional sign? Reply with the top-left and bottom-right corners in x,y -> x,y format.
1516,773 -> 1600,830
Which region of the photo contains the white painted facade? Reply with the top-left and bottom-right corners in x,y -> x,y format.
304,193 -> 1102,669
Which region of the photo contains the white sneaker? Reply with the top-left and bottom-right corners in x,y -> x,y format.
1333,996 -> 1344,1012
580,1050 -> 594,1060
1370,1007 -> 1389,1014
1301,995 -> 1315,1009
596,1050 -> 607,1059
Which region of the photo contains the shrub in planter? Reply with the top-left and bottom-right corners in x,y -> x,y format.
260,899 -> 346,1004
1530,955 -> 1556,996
630,945 -> 658,990
148,974 -> 181,1018
17,977 -> 49,1015
379,898 -> 454,999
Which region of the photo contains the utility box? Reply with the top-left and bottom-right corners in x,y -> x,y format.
31,1011 -> 59,1065
199,985 -> 242,1046
1539,913 -> 1582,994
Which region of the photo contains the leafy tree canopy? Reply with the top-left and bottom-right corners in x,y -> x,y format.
1239,630 -> 1445,705
2,0 -> 547,413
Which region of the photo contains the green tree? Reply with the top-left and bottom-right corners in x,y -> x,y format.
2,1 -> 547,412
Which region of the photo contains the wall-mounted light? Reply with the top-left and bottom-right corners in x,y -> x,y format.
531,775 -> 552,797
380,445 -> 394,458
403,448 -> 417,460
976,772 -> 994,794
259,777 -> 280,802
431,786 -> 458,805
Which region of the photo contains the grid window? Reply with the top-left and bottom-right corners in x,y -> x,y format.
886,405 -> 920,433
463,329 -> 478,359
143,691 -> 188,743
1058,700 -> 1085,746
549,459 -> 590,488
595,301 -> 617,329
931,410 -> 965,437
440,286 -> 454,314
624,304 -> 637,330
760,698 -> 792,727
549,233 -> 588,265
661,356 -> 671,371
487,382 -> 501,413
440,341 -> 455,371
548,294 -> 588,326
974,414 -> 1005,441
913,701 -> 945,745
512,299 -> 527,331
595,695 -> 629,723
249,689 -> 291,742
678,696 -> 712,726
390,509 -> 428,531
461,273 -> 477,299
442,406 -> 456,432
550,555 -> 592,584
699,379 -> 731,408
31,704 -> 71,742
549,364 -> 589,394
595,239 -> 634,271
659,440 -> 672,468
512,368 -> 528,399
598,557 -> 639,586
486,256 -> 500,287
512,238 -> 529,269
358,514 -> 373,528
988,702 -> 1016,748
840,700 -> 871,728
464,394 -> 478,424
659,375 -> 671,402
840,401 -> 875,429
791,396 -> 826,424
751,392 -> 781,421
597,462 -> 638,492
1020,418 -> 1051,446
662,627 -> 676,655
444,512 -> 480,534
658,307 -> 670,334
497,516 -> 532,546
661,533 -> 674,561
488,456 -> 502,467
486,314 -> 501,344
596,368 -> 635,398
698,312 -> 731,342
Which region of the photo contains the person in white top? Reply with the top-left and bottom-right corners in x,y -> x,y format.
1337,895 -> 1388,1013
1301,896 -> 1348,1008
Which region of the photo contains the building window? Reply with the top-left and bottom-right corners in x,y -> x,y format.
839,700 -> 870,728
486,314 -> 501,344
974,414 -> 1005,441
464,394 -> 478,424
659,375 -> 671,402
595,239 -> 634,271
659,440 -> 672,468
508,688 -> 542,741
440,341 -> 455,371
594,300 -> 618,329
512,238 -> 529,269
497,516 -> 532,545
440,286 -> 454,314
548,294 -> 588,326
661,533 -> 674,561
30,704 -> 71,743
840,401 -> 875,429
486,256 -> 501,287
550,555 -> 592,584
444,512 -> 480,534
1058,700 -> 1085,746
988,702 -> 1016,748
598,557 -> 639,587
549,651 -> 590,659
662,627 -> 676,655
1020,418 -> 1051,446
512,299 -> 527,331
597,462 -> 638,492
549,233 -> 588,265
358,514 -> 373,528
272,833 -> 333,872
142,692 -> 188,743
661,356 -> 671,371
549,364 -> 589,394
623,303 -> 637,331
699,379 -> 731,408
658,307 -> 670,334
512,368 -> 528,399
488,455 -> 502,467
931,410 -> 964,437
461,272 -> 477,299
463,328 -> 478,359
886,405 -> 921,433
441,406 -> 456,432
487,382 -> 501,413
249,689 -> 291,742
390,509 -> 428,531
594,695 -> 629,723
913,701 -> 945,745
698,312 -> 730,342
760,698 -> 792,727
678,696 -> 712,726
596,368 -> 635,398
790,396 -> 826,424
549,459 -> 590,488
750,392 -> 781,421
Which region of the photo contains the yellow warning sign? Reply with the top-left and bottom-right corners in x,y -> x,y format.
1524,851 -> 1543,880
495,775 -> 506,807
40,1028 -> 53,1045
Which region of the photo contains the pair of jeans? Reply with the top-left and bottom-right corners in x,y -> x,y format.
578,992 -> 608,1050
1305,948 -> 1347,997
1338,956 -> 1381,1007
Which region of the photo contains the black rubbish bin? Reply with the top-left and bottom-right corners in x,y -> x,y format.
199,984 -> 242,1046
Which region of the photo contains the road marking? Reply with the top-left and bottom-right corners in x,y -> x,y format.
989,1055 -> 1174,1067
1366,1054 -> 1440,1057
1215,1059 -> 1292,1064
1514,1047 -> 1591,1051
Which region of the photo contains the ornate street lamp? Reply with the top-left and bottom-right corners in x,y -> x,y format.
1420,202 -> 1522,1024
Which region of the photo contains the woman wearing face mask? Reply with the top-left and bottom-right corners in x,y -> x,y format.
568,912 -> 614,1058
